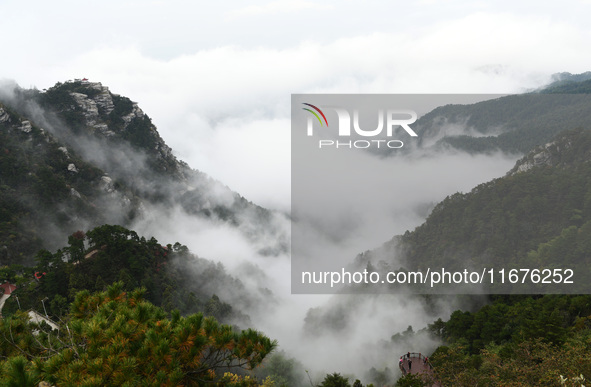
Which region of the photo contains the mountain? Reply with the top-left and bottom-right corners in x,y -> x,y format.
355,127 -> 591,294
4,76 -> 591,385
0,79 -> 291,330
356,74 -> 591,293
400,73 -> 591,154
0,79 -> 287,266
541,71 -> 591,93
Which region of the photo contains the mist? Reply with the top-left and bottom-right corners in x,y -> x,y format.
3,0 -> 591,384
280,149 -> 518,382
131,134 -> 520,382
7,6 -> 591,214
1,77 -> 528,383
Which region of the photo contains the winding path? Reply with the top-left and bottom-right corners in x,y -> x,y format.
0,293 -> 9,316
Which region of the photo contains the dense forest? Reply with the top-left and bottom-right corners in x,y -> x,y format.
352,127 -> 591,294
0,225 -> 256,324
428,294 -> 591,386
3,75 -> 591,385
0,225 -> 282,385
381,128 -> 591,385
390,293 -> 591,386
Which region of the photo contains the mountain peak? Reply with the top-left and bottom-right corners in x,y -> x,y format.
509,128 -> 591,175
39,79 -> 184,179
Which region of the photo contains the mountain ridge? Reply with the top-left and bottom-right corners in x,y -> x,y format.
405,74 -> 591,154
0,79 -> 288,265
355,127 -> 591,293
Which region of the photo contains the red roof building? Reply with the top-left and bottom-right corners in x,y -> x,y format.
0,282 -> 16,295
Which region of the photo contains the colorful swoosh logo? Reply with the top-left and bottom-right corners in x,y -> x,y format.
302,103 -> 328,126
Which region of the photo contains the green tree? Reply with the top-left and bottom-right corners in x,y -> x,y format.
1,356 -> 39,387
319,373 -> 351,387
0,283 -> 276,386
255,351 -> 305,387
395,373 -> 427,387
67,230 -> 86,264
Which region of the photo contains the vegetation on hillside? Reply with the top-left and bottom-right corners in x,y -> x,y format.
0,224 -> 255,326
0,282 -> 276,386
0,102 -> 111,264
410,90 -> 591,154
370,128 -> 591,293
5,76 -> 591,385
424,294 -> 591,385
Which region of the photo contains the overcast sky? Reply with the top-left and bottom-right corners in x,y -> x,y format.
2,0 -> 591,210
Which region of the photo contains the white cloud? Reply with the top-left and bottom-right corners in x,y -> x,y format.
5,10 -> 587,210
15,10 -> 585,211
226,0 -> 333,20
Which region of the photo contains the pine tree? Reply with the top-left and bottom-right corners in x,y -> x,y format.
0,282 -> 276,386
